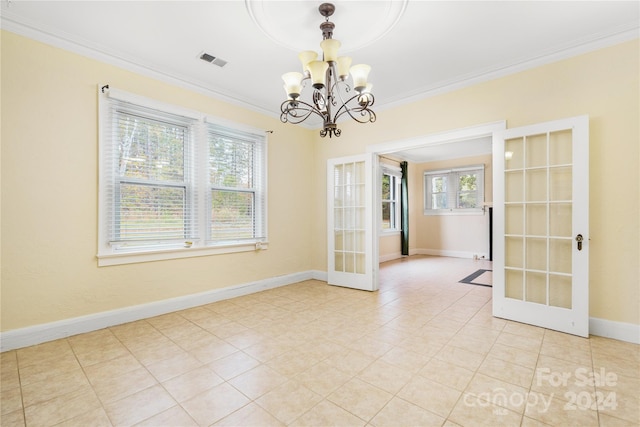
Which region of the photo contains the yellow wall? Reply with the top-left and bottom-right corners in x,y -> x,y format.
0,31 -> 315,331
311,40 -> 640,326
2,30 -> 638,332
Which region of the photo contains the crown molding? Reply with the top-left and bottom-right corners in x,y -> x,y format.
376,23 -> 640,113
2,10 -> 638,124
0,11 -> 282,122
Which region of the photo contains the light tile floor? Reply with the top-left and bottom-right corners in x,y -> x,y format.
1,256 -> 639,426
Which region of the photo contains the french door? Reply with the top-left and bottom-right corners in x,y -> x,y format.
493,115 -> 589,337
327,154 -> 378,291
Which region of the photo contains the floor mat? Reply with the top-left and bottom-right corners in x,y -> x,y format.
459,269 -> 492,287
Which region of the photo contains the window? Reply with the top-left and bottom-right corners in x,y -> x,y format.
381,165 -> 401,231
424,165 -> 484,215
208,125 -> 266,243
98,87 -> 266,265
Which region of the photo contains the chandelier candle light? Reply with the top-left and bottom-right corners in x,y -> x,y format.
280,3 -> 376,138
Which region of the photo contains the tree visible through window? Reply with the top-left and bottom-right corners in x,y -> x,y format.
116,113 -> 189,242
209,133 -> 258,241
457,173 -> 478,208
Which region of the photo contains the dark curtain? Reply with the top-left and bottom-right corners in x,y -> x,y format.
400,161 -> 409,256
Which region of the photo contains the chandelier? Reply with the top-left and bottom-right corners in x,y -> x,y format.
280,3 -> 376,138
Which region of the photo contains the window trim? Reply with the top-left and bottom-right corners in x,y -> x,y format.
97,86 -> 268,266
381,164 -> 402,232
423,164 -> 485,216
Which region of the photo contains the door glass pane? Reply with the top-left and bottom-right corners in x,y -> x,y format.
355,183 -> 364,205
355,207 -> 365,229
549,130 -> 572,166
549,239 -> 572,274
525,169 -> 546,201
505,269 -> 523,300
356,253 -> 365,274
549,274 -> 572,309
505,137 -> 524,170
525,134 -> 547,168
335,252 -> 344,272
336,208 -> 353,230
526,238 -> 547,270
526,204 -> 546,236
505,171 -> 523,202
550,167 -> 572,201
549,203 -> 572,237
344,163 -> 354,186
526,272 -> 547,304
505,204 -> 523,235
505,237 -> 523,268
334,208 -> 343,229
355,231 -> 365,252
345,253 -> 355,273
334,186 -> 343,207
354,161 -> 365,183
334,230 -> 343,250
345,183 -> 354,206
345,230 -> 354,251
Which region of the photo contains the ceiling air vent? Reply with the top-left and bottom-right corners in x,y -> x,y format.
199,52 -> 227,67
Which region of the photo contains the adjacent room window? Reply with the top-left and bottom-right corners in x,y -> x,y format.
381,165 -> 402,231
424,165 -> 484,215
98,87 -> 266,265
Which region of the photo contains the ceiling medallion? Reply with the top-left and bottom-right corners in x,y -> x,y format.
246,0 -> 407,54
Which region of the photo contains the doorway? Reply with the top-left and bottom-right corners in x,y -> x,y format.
368,121 -> 506,269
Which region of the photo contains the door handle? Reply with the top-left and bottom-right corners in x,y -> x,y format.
576,234 -> 583,251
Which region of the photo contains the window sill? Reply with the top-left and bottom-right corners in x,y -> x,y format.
380,230 -> 401,236
423,209 -> 485,216
97,241 -> 269,267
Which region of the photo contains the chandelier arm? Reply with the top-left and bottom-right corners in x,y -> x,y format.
327,63 -> 348,108
312,89 -> 328,112
331,93 -> 377,124
280,100 -> 326,124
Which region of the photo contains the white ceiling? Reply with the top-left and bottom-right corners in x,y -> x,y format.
2,1 -> 638,161
392,136 -> 493,163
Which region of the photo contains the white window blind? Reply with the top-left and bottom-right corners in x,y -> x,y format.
103,99 -> 198,249
98,86 -> 267,264
207,124 -> 266,244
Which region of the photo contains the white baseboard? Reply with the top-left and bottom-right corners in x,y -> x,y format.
0,271 -> 316,352
414,248 -> 489,259
379,252 -> 403,263
310,270 -> 328,282
3,270 -> 637,351
379,250 -> 487,262
590,317 -> 640,344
